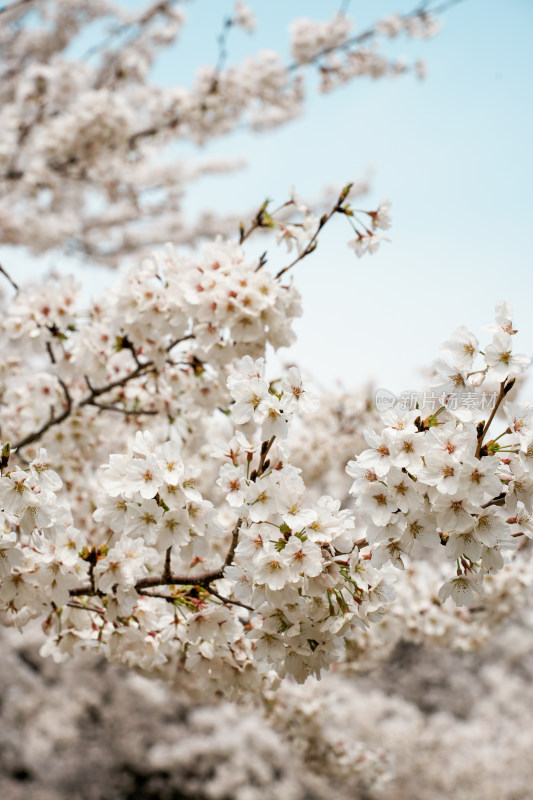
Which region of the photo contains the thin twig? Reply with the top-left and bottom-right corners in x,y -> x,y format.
203,585 -> 253,612
476,380 -> 512,458
0,264 -> 19,293
88,401 -> 158,416
14,378 -> 72,451
66,600 -> 105,615
287,0 -> 466,72
0,0 -> 33,17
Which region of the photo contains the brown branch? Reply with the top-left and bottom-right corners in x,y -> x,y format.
79,362 -> 154,406
13,334 -> 194,452
163,546 -> 172,581
88,401 -> 159,416
287,0 -> 466,72
70,518 -> 244,598
128,116 -> 181,149
480,493 -> 506,509
0,263 -> 19,293
203,585 -> 253,612
239,199 -> 293,245
136,591 -> 180,603
66,600 -> 105,615
476,379 -> 514,458
13,378 -> 72,451
275,185 -> 351,280
45,340 -> 56,365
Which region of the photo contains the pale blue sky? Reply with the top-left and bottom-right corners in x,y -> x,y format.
10,0 -> 533,394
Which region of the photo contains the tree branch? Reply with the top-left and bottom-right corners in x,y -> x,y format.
70,518 -> 244,598
0,0 -> 34,17
0,263 -> 19,293
275,185 -> 351,280
12,334 -> 194,452
475,379 -> 514,458
13,378 -> 72,451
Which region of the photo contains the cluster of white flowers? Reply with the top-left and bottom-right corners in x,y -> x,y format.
347,302 -> 531,606
4,610 -> 533,800
0,0 -> 445,266
289,10 -> 440,95
290,14 -> 353,65
1,261 -> 531,694
2,3 -> 530,797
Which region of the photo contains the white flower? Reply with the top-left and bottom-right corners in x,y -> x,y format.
485,331 -> 530,381
483,301 -> 516,336
438,575 -> 482,606
255,546 -> 291,590
283,536 -> 323,580
156,508 -> 190,549
260,394 -> 290,440
418,451 -> 462,495
124,499 -> 163,544
348,232 -> 389,258
356,428 -> 396,477
441,326 -> 479,372
370,198 -> 392,230
356,485 -> 398,527
123,456 -> 164,500
504,403 -> 533,452
157,441 -> 184,485
280,367 -> 319,413
217,464 -> 248,508
234,1 -> 255,33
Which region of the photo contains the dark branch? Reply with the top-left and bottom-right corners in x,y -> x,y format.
0,264 -> 19,293
14,378 -> 72,451
70,518 -> 244,598
13,334 -> 194,452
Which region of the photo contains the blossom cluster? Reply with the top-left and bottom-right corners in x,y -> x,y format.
347,302 -> 532,605
1,288 -> 531,692
0,0 -> 445,267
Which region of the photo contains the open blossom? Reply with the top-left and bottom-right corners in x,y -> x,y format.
483,301 -> 516,336
280,367 -> 319,413
217,464 -> 247,507
228,362 -> 270,424
484,331 -> 530,381
356,484 -> 398,527
2,0 -> 532,738
437,575 -> 482,607
259,394 -> 290,439
441,326 -> 479,372
0,472 -> 37,515
94,537 -> 159,592
233,1 -> 255,33
504,403 -> 533,452
355,427 -> 396,476
417,451 -> 462,494
123,456 -> 165,500
254,545 -> 291,590
348,232 -> 389,258
369,198 -> 392,230
283,536 -> 323,580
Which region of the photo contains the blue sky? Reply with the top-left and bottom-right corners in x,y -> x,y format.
11,0 -> 533,395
